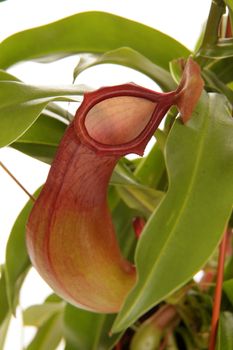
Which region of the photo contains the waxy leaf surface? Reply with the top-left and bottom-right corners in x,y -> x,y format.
113,92 -> 233,332
0,12 -> 190,70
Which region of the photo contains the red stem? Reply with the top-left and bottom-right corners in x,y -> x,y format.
208,230 -> 228,350
159,331 -> 171,350
132,217 -> 145,238
115,340 -> 122,350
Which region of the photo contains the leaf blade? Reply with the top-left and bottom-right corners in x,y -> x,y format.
74,48 -> 176,91
0,81 -> 87,147
26,313 -> 63,350
5,188 -> 41,313
63,305 -> 120,350
216,312 -> 233,350
0,12 -> 190,70
113,92 -> 233,332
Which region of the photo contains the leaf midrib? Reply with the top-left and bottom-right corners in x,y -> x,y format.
14,140 -> 59,147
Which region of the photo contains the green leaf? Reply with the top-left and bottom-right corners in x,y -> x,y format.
216,312 -> 233,350
11,114 -> 67,164
134,142 -> 165,189
200,38 -> 233,59
0,268 -> 9,326
196,0 -> 225,59
113,92 -> 233,332
224,253 -> 233,280
112,163 -> 164,216
210,58 -> 233,84
0,69 -> 20,81
0,314 -> 11,350
63,305 -> 120,350
169,59 -> 184,84
5,188 -> 41,313
224,0 -> 233,12
23,302 -> 64,327
0,12 -> 190,71
223,279 -> 233,305
0,269 -> 10,350
0,69 -> 72,122
112,199 -> 137,262
115,185 -> 162,217
0,80 -> 88,148
74,48 -> 176,91
26,313 -> 63,350
202,68 -> 233,103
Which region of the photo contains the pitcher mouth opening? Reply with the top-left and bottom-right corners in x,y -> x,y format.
74,83 -> 175,156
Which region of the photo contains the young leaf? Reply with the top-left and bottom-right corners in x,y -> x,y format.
0,12 -> 190,71
113,92 -> 233,332
5,188 -> 41,313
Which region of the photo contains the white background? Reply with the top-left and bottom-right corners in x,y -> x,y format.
0,1 -> 211,349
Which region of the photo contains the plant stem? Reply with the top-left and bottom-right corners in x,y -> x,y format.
195,0 -> 225,66
115,340 -> 122,350
208,230 -> 228,350
132,217 -> 145,238
202,0 -> 225,47
0,161 -> 35,202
